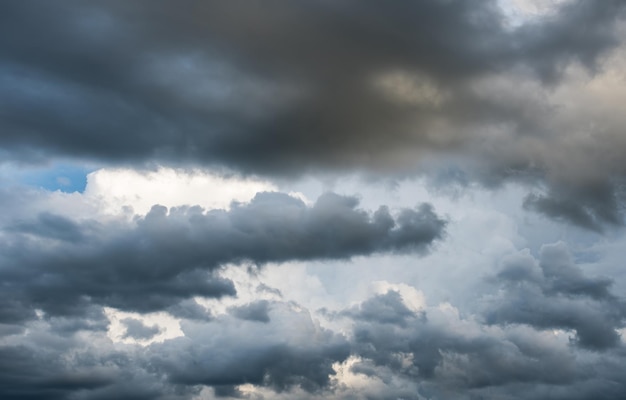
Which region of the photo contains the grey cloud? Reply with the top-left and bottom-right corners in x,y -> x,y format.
0,324 -> 25,337
153,304 -> 351,394
2,2 -> 626,233
0,337 -> 118,400
524,182 -> 623,232
0,0 -> 610,167
230,300 -> 271,323
166,299 -> 212,322
0,346 -> 115,400
256,283 -> 283,298
165,342 -> 349,393
1,281 -> 626,399
0,343 -> 195,400
0,191 -> 444,321
4,1 -> 626,398
539,242 -> 615,300
344,290 -> 590,398
0,299 -> 37,325
486,242 -> 626,349
7,212 -> 87,242
0,299 -> 352,399
0,312 -> 204,400
338,288 -> 626,400
524,192 -> 606,232
513,0 -> 626,82
121,318 -> 163,340
47,307 -> 110,335
340,290 -> 419,327
212,385 -> 243,398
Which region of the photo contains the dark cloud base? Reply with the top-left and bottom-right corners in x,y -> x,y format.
2,1 -> 626,399
0,191 -> 444,321
2,1 -> 626,229
1,242 -> 625,399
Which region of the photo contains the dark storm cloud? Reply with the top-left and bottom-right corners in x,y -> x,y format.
2,1 -> 626,228
0,191 -> 444,320
485,242 -> 626,349
3,1 -> 626,398
0,3 -> 624,169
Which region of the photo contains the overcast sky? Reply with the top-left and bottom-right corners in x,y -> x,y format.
2,1 -> 626,399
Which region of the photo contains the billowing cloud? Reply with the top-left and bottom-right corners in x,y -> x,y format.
3,263 -> 625,400
338,287 -> 626,400
2,1 -> 626,228
3,2 -> 626,399
229,300 -> 272,323
0,191 -> 444,322
485,242 -> 626,350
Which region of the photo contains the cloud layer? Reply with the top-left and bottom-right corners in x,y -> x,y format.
3,1 -> 626,399
3,244 -> 626,399
0,191 -> 444,320
2,0 -> 626,231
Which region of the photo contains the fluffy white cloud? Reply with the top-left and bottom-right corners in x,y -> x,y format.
84,167 -> 279,215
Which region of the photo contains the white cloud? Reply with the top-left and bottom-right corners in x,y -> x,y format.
84,166 -> 278,215
499,0 -> 573,28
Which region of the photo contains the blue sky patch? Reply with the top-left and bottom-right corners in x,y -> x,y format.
15,163 -> 93,193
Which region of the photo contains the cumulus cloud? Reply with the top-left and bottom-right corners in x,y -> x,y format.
229,300 -> 272,323
154,303 -> 351,394
0,191 -> 444,322
1,260 -> 626,399
3,2 -> 626,399
485,242 -> 626,350
334,286 -> 626,399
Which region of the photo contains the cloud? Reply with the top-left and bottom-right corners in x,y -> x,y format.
229,300 -> 271,323
2,1 -> 626,230
7,212 -> 88,242
2,2 -> 626,399
0,191 -> 444,322
335,286 -> 626,399
340,290 -> 419,327
1,268 -> 625,399
155,304 -> 351,394
121,318 -> 163,340
3,0 -> 618,167
523,182 -> 623,232
166,299 -> 213,322
485,242 -> 626,349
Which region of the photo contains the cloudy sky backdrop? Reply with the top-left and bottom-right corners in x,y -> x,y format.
2,1 -> 626,399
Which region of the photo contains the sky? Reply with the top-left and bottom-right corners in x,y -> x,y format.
2,1 -> 626,399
